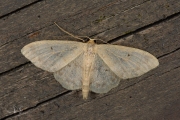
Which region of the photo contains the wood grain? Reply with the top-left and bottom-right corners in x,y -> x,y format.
0,0 -> 38,17
0,0 -> 180,119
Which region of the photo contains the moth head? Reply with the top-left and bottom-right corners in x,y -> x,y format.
87,39 -> 96,44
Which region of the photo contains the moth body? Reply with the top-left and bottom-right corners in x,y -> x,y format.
82,40 -> 96,99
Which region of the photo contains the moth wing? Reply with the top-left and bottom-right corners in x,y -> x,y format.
53,53 -> 84,90
96,45 -> 159,79
90,54 -> 121,93
21,40 -> 84,72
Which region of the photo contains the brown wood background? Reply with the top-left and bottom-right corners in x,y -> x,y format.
0,0 -> 180,120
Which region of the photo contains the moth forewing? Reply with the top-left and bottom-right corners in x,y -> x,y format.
96,45 -> 159,79
21,40 -> 85,72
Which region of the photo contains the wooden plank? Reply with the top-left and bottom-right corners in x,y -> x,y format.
1,8 -> 180,120
0,0 -> 38,17
0,0 -> 180,119
0,0 -> 180,73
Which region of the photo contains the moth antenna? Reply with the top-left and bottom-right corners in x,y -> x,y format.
54,22 -> 85,42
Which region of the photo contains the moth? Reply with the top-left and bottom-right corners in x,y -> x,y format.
21,23 -> 159,99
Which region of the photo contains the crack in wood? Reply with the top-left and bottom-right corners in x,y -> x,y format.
0,62 -> 30,76
157,47 -> 180,59
158,66 -> 180,77
108,11 -> 180,43
0,0 -> 44,19
0,91 -> 71,120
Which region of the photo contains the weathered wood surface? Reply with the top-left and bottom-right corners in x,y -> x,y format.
0,0 -> 180,120
0,0 -> 39,17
